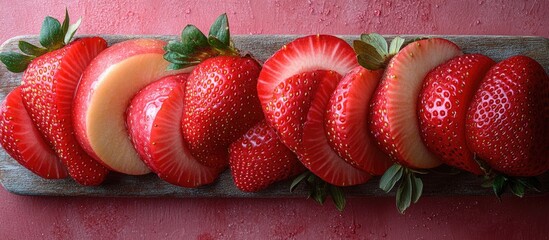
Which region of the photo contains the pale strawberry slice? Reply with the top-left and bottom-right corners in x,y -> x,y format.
258,34 -> 359,110
126,74 -> 221,187
300,70 -> 371,186
369,38 -> 462,169
0,87 -> 68,179
325,66 -> 392,175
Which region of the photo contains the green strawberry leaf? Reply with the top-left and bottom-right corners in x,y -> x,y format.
208,36 -> 231,52
167,63 -> 183,71
410,174 -> 423,203
492,175 -> 508,199
481,177 -> 495,188
61,8 -> 70,37
293,172 -> 347,212
18,41 -> 48,57
389,37 -> 405,55
64,17 -> 81,45
360,33 -> 388,56
509,181 -> 525,198
164,51 -> 189,64
39,16 -> 64,50
0,52 -> 34,73
312,181 -> 327,205
329,185 -> 346,212
354,33 -> 404,70
164,13 -> 239,70
515,177 -> 541,192
354,40 -> 385,70
396,173 -> 413,214
208,13 -> 230,46
379,164 -> 403,192
180,25 -> 209,54
290,171 -> 310,192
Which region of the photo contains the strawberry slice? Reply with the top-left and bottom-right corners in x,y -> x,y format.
265,70 -> 332,152
258,34 -> 359,110
181,56 -> 263,169
0,12 -> 109,185
369,38 -> 462,169
325,66 -> 392,175
299,70 -> 371,186
229,120 -> 305,192
0,87 -> 68,179
418,54 -> 495,175
127,74 -> 221,187
20,37 -> 109,185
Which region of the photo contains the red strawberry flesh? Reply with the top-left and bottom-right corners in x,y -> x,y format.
300,70 -> 371,186
466,55 -> 549,176
182,56 -> 263,169
0,87 -> 68,179
20,37 -> 109,185
229,120 -> 304,192
127,75 -> 221,187
325,66 -> 392,175
418,54 -> 495,175
258,34 -> 359,110
265,70 -> 332,152
369,38 -> 462,169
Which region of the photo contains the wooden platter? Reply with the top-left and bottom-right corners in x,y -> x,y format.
0,35 -> 548,197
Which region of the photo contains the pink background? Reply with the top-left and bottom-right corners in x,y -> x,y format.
1,0 -> 548,239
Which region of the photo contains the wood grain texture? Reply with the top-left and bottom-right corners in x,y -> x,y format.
0,35 -> 548,197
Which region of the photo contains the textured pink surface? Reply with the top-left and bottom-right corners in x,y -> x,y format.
1,0 -> 548,239
1,0 -> 548,44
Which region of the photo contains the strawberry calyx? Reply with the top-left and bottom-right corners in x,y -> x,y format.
474,157 -> 542,199
482,174 -> 541,199
0,9 -> 81,73
291,171 -> 346,212
164,13 -> 240,70
353,33 -> 405,70
379,164 -> 426,214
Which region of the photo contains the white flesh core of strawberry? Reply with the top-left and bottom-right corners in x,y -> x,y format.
384,39 -> 462,168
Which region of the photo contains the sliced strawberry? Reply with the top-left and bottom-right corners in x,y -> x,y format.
265,70 -> 334,152
418,54 -> 495,175
181,56 -> 263,169
229,120 -> 305,192
325,66 -> 392,175
127,74 -> 221,187
369,38 -> 462,169
299,70 -> 371,186
20,37 -> 109,185
258,34 -> 359,110
0,87 -> 68,179
466,55 -> 549,177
